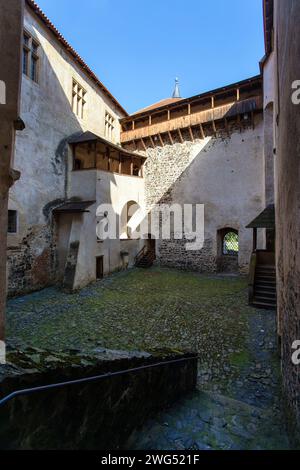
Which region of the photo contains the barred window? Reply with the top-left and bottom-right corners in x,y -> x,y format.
222,231 -> 239,255
23,32 -> 39,83
8,210 -> 17,234
72,79 -> 86,119
105,111 -> 115,141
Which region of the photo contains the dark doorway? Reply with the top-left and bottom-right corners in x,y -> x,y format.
96,256 -> 104,279
147,234 -> 156,257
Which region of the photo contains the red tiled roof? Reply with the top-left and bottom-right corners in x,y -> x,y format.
25,0 -> 128,116
132,97 -> 183,116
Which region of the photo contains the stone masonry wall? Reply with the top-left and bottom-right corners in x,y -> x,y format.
144,117 -> 265,273
7,225 -> 55,296
274,0 -> 300,445
0,348 -> 197,450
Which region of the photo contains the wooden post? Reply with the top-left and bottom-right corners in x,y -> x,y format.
149,135 -> 155,148
178,128 -> 183,143
119,153 -> 122,174
106,146 -> 111,172
158,133 -> 164,147
72,144 -> 76,170
188,126 -> 194,142
199,123 -> 205,140
130,158 -> 134,176
253,228 -> 257,251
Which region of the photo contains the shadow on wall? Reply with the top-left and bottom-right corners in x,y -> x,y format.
7,34 -> 91,296
140,112 -> 264,273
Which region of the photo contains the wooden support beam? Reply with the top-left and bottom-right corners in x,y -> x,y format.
178,128 -> 184,143
167,110 -> 170,121
149,135 -> 155,148
211,96 -> 215,108
188,126 -> 194,142
188,103 -> 191,115
140,137 -> 147,151
132,120 -> 135,131
212,120 -> 217,136
118,154 -> 122,174
199,123 -> 205,140
168,131 -> 174,145
149,115 -> 152,126
106,146 -> 111,171
158,133 -> 164,147
224,117 -> 229,136
236,88 -> 240,101
72,143 -> 78,170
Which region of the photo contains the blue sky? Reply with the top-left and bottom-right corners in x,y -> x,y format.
36,0 -> 265,114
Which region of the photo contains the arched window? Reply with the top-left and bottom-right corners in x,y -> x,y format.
222,230 -> 239,256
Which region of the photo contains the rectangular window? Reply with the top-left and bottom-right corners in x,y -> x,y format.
105,111 -> 115,141
23,31 -> 39,83
72,79 -> 86,118
8,210 -> 17,234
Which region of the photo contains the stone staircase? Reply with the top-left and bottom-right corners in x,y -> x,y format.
253,265 -> 277,309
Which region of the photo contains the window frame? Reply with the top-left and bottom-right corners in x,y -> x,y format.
7,210 -> 18,235
221,229 -> 239,256
105,111 -> 115,141
72,79 -> 87,119
23,30 -> 40,83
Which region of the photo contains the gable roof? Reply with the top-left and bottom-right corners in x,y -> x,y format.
26,0 -> 128,117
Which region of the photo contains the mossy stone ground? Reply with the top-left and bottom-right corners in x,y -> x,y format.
7,267 -> 291,449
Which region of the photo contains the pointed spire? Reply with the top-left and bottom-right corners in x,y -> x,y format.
172,77 -> 181,98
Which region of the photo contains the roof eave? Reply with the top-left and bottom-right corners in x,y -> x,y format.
121,75 -> 262,123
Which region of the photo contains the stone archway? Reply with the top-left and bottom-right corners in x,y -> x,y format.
216,227 -> 239,273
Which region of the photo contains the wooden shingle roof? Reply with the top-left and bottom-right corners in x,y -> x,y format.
246,204 -> 275,229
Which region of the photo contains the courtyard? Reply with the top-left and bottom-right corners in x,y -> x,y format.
6,267 -> 290,449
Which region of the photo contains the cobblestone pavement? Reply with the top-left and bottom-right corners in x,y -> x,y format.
7,267 -> 292,449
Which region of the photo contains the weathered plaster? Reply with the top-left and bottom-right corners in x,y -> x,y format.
144,117 -> 265,272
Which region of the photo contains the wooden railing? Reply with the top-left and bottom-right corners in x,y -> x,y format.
134,245 -> 147,265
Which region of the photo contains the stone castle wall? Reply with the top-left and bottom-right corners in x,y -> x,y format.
7,5 -> 125,296
274,0 -> 300,445
143,116 -> 265,273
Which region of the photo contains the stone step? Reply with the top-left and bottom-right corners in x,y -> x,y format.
252,300 -> 277,309
254,289 -> 277,299
255,284 -> 276,292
